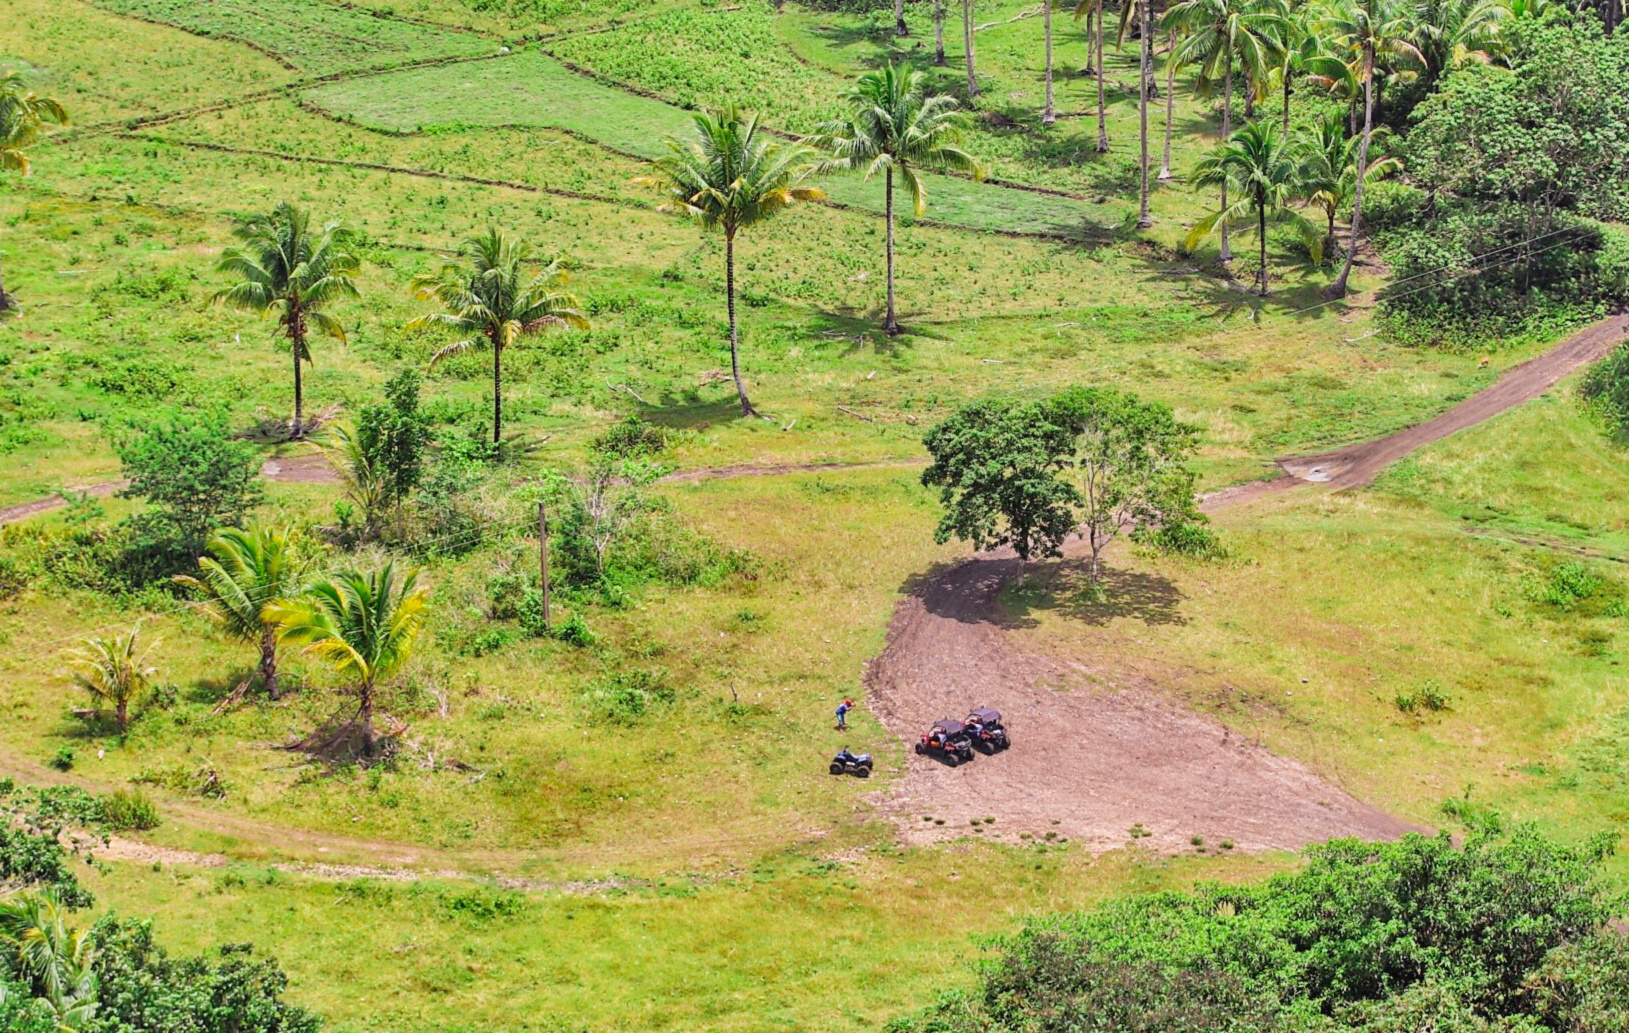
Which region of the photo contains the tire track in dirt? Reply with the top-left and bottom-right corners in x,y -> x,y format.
865,313 -> 1629,852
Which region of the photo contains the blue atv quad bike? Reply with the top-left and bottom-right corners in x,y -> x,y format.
830,748 -> 874,777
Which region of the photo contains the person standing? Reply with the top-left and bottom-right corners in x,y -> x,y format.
835,698 -> 854,730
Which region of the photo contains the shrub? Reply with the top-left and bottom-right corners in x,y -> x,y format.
101,789 -> 161,832
581,668 -> 674,724
1137,519 -> 1227,560
0,554 -> 30,599
46,747 -> 74,772
550,609 -> 595,646
1580,341 -> 1629,438
591,415 -> 667,459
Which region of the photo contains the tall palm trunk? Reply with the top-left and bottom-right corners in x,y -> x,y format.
1158,28 -> 1175,179
934,0 -> 947,63
0,251 -> 10,312
1282,63 -> 1292,130
358,678 -> 376,757
1136,0 -> 1152,227
1043,0 -> 1056,123
883,167 -> 900,335
963,0 -> 979,97
289,310 -> 307,439
490,330 -> 504,443
895,0 -> 909,36
1083,6 -> 1096,73
1094,2 -> 1108,151
725,232 -> 756,414
1257,196 -> 1269,295
1219,53 -> 1233,261
1330,50 -> 1372,298
259,625 -> 281,700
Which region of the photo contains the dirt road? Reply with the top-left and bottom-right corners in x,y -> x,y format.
866,313 -> 1629,851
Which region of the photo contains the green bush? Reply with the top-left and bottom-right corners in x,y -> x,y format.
895,826 -> 1619,1031
1580,341 -> 1629,438
550,609 -> 595,647
1137,519 -> 1228,560
581,668 -> 674,724
591,415 -> 667,460
101,789 -> 161,832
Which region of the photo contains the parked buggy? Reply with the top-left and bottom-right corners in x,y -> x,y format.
915,718 -> 976,767
830,748 -> 874,777
964,707 -> 1010,753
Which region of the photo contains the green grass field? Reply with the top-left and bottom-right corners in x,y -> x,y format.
2,1 -> 1627,1030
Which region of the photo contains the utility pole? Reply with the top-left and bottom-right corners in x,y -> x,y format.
537,499 -> 551,633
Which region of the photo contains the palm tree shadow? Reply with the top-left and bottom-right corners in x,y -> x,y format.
638,395 -> 745,429
1007,559 -> 1187,627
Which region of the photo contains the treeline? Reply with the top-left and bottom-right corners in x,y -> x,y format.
890,824 -> 1629,1032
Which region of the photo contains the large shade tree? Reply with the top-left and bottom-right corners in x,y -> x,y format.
265,561 -> 429,758
1188,119 -> 1320,295
1319,0 -> 1422,297
813,64 -> 982,337
174,524 -> 307,704
1164,0 -> 1286,260
638,107 -> 821,417
0,73 -> 67,312
213,203 -> 360,439
409,227 -> 587,443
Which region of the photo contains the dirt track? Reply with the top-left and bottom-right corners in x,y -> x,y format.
0,454 -> 339,525
866,313 -> 1629,852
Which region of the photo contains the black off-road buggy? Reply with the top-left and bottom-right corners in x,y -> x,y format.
830,748 -> 874,777
964,707 -> 1010,753
915,718 -> 976,767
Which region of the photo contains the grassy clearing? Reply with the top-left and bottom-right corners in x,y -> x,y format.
87,0 -> 496,74
299,49 -> 1122,237
1001,384 -> 1629,871
78,844 -> 1289,1033
0,0 -> 292,123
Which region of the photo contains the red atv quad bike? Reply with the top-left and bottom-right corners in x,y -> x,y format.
914,718 -> 976,767
964,707 -> 1010,753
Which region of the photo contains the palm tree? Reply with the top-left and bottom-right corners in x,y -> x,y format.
63,629 -> 158,733
1043,0 -> 1057,123
934,0 -> 949,63
814,65 -> 983,337
1298,111 -> 1400,261
0,72 -> 68,313
962,0 -> 980,97
1159,25 -> 1181,179
318,419 -> 389,540
896,0 -> 910,35
1075,0 -> 1111,150
408,227 -> 587,442
1188,120 -> 1320,295
1319,0 -> 1422,297
0,891 -> 97,1031
264,562 -> 429,757
1164,0 -> 1287,261
174,524 -> 306,703
1137,0 -> 1154,226
638,107 -> 821,417
1414,0 -> 1505,84
213,203 -> 360,440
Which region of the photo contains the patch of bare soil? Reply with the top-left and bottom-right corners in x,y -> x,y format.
865,551 -> 1414,852
867,314 -> 1629,853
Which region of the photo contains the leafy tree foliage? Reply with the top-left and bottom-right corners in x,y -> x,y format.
1580,342 -> 1629,438
1049,388 -> 1206,581
114,411 -> 264,578
920,399 -> 1081,577
889,826 -> 1625,1033
0,71 -> 68,312
63,630 -> 159,734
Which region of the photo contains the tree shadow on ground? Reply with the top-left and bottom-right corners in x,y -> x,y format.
1007,559 -> 1187,627
636,395 -> 747,430
901,553 -> 1042,630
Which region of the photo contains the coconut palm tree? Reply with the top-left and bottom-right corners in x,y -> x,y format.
318,419 -> 389,540
1318,0 -> 1422,297
408,227 -> 587,442
962,0 -> 980,96
1164,0 -> 1287,260
1159,25 -> 1181,178
813,64 -> 983,337
63,629 -> 158,733
1188,120 -> 1320,295
1298,111 -> 1400,261
1043,0 -> 1058,123
934,0 -> 949,63
0,72 -> 68,313
265,561 -> 429,757
638,107 -> 821,417
895,0 -> 910,35
1414,0 -> 1505,83
0,891 -> 97,1031
214,203 -> 360,440
174,524 -> 306,703
1137,0 -> 1155,226
1075,0 -> 1111,150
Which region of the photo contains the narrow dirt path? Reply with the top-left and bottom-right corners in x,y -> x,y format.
866,313 -> 1629,852
0,454 -> 338,526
